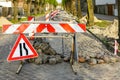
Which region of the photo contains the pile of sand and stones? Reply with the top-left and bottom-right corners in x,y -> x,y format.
78,16 -> 120,65
0,16 -> 12,26
27,38 -> 64,65
77,33 -> 120,65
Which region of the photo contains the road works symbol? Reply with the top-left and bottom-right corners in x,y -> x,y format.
7,34 -> 38,61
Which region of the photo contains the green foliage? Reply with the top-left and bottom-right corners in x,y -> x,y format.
10,13 -> 45,24
46,0 -> 58,7
10,17 -> 27,23
10,19 -> 19,24
62,0 -> 68,6
94,20 -> 111,28
0,26 -> 2,32
31,13 -> 45,16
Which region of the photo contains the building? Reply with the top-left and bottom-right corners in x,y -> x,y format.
0,0 -> 25,17
94,0 -> 118,16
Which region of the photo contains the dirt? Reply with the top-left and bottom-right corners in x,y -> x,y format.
0,17 -> 12,26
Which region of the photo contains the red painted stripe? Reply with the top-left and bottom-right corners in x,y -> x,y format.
60,24 -> 75,33
78,24 -> 86,32
2,24 -> 11,33
14,24 -> 30,34
28,16 -> 34,21
36,24 -> 47,32
36,24 -> 55,33
47,24 -> 55,32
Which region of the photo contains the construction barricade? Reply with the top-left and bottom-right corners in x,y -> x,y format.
2,21 -> 86,74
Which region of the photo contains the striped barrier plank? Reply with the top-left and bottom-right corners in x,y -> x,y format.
2,23 -> 86,34
28,16 -> 34,21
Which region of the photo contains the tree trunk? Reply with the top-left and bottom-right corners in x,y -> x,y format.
2,7 -> 8,17
77,0 -> 82,18
118,0 -> 120,41
71,0 -> 77,16
87,0 -> 94,26
27,0 -> 32,16
34,0 -> 38,15
13,0 -> 18,22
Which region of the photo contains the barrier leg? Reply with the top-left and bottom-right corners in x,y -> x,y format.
16,61 -> 24,74
70,33 -> 78,75
73,33 -> 78,62
70,34 -> 74,65
62,34 -> 64,56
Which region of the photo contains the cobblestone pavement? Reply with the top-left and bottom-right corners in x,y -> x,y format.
1,33 -> 120,80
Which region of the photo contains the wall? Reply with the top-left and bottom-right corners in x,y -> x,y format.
95,0 -> 115,5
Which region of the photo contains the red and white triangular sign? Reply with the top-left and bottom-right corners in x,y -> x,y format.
7,34 -> 38,61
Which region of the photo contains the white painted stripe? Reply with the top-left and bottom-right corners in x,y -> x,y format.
46,13 -> 50,21
4,24 -> 21,34
30,18 -> 34,21
69,24 -> 84,32
50,24 -> 67,33
41,27 -> 48,33
23,24 -> 39,33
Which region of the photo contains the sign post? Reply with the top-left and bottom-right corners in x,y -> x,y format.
7,33 -> 38,74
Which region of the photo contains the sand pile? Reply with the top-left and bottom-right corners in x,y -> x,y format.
0,16 -> 12,26
79,15 -> 102,24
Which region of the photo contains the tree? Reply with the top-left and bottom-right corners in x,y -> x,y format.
13,0 -> 18,21
77,0 -> 82,18
62,0 -> 72,13
71,0 -> 77,16
87,0 -> 94,26
26,0 -> 32,16
118,0 -> 120,41
46,0 -> 58,10
34,0 -> 38,15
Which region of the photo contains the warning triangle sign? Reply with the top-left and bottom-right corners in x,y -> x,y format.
7,34 -> 38,61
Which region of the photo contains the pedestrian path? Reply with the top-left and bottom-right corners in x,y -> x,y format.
83,12 -> 118,21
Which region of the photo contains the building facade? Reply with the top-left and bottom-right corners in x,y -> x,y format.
94,0 -> 118,16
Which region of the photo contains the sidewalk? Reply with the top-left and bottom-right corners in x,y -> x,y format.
82,12 -> 118,21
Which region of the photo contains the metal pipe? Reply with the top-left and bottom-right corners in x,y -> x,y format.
16,61 -> 24,74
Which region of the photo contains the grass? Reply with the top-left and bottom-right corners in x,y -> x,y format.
0,26 -> 2,32
94,20 -> 111,28
31,13 -> 45,17
10,13 -> 45,23
10,17 -> 28,23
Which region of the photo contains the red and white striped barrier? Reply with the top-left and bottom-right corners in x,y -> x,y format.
28,16 -> 35,39
45,13 -> 50,21
114,40 -> 119,55
28,16 -> 34,21
45,10 -> 59,21
50,10 -> 59,19
2,23 -> 86,34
